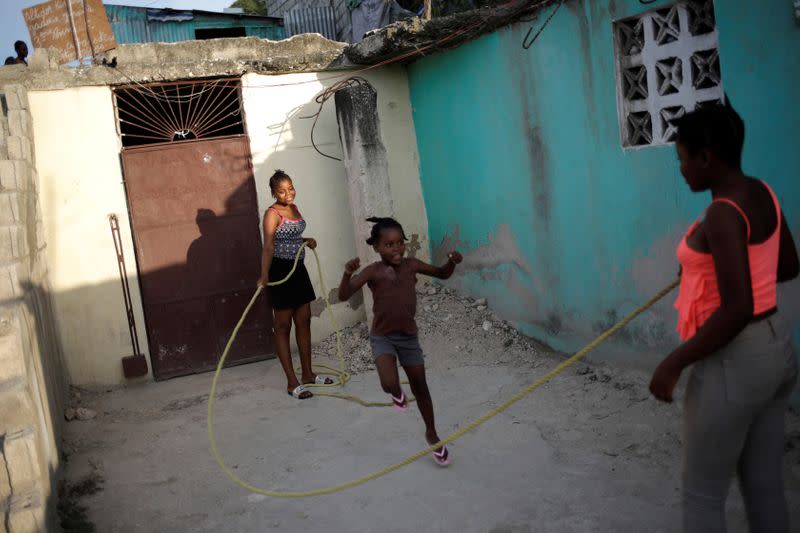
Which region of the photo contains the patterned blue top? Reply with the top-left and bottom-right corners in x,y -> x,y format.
270,208 -> 306,260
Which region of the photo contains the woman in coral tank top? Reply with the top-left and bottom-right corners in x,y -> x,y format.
648,102 -> 799,533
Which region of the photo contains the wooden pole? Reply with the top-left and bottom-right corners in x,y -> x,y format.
65,0 -> 83,61
424,0 -> 432,20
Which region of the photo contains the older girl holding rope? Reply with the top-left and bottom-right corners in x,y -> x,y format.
257,170 -> 333,400
649,103 -> 799,533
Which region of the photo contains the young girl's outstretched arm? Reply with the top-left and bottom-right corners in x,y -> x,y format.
412,251 -> 463,279
338,258 -> 373,301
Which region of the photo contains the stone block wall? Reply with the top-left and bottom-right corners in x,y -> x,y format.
0,83 -> 66,533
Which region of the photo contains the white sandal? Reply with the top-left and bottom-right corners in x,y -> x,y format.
311,375 -> 334,385
288,385 -> 312,399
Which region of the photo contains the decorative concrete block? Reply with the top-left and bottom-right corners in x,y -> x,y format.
13,162 -> 31,192
14,226 -> 28,260
0,305 -> 15,336
15,195 -> 27,228
7,506 -> 44,533
7,112 -> 31,139
0,446 -> 11,502
0,193 -> 17,226
2,86 -> 29,112
5,138 -> 31,163
0,227 -> 14,263
34,220 -> 45,252
0,338 -> 26,387
0,263 -> 23,301
0,226 -> 26,263
3,429 -> 41,491
0,161 -> 14,191
0,385 -> 35,439
6,489 -> 44,533
6,138 -> 21,162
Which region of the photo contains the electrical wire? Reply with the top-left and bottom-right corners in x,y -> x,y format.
298,76 -> 369,161
522,0 -> 563,49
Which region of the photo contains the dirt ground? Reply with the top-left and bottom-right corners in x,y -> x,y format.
60,284 -> 800,533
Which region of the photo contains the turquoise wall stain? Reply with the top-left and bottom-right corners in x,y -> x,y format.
408,0 -> 800,372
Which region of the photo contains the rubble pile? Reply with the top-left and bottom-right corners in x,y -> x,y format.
313,282 -> 545,374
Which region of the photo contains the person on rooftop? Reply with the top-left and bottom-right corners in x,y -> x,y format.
12,41 -> 28,65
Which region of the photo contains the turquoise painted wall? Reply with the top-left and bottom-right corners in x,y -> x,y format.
407,0 -> 800,371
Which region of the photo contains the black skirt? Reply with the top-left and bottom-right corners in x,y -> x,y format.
268,257 -> 316,310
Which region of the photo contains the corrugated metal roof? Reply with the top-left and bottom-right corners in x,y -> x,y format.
284,7 -> 337,41
105,4 -> 284,44
265,1 -> 353,42
106,5 -> 151,44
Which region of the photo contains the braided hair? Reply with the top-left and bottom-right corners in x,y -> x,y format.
673,95 -> 745,168
365,217 -> 407,246
269,169 -> 291,196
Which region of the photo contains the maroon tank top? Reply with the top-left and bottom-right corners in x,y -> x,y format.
367,259 -> 418,336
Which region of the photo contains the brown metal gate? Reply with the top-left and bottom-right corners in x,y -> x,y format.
121,136 -> 274,380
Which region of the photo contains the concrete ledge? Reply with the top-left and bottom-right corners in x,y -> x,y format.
0,4 -> 545,90
345,1 -> 553,64
0,35 -> 350,90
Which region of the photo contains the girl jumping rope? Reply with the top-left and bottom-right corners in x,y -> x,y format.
338,217 -> 463,466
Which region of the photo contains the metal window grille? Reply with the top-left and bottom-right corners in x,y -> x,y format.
614,0 -> 722,148
113,79 -> 245,148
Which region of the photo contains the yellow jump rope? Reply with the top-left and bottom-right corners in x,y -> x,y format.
207,243 -> 679,498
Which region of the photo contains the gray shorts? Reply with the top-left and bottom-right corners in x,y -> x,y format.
369,334 -> 425,367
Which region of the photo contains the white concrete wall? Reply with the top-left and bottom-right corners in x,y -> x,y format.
26,66 -> 426,385
242,66 -> 429,345
28,87 -> 151,385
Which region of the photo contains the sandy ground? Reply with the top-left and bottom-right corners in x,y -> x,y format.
60,285 -> 800,533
